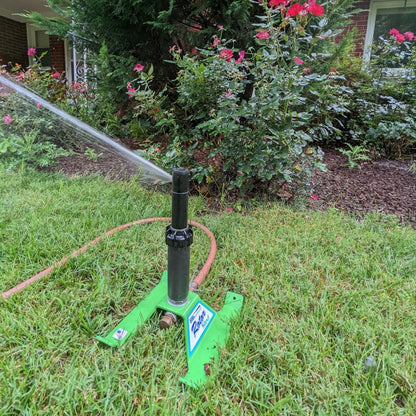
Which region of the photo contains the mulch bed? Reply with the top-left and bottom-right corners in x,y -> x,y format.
48,145 -> 416,228
309,148 -> 416,227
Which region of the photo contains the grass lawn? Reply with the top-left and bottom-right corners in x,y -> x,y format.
0,169 -> 415,415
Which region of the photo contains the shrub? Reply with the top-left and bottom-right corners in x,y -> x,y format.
344,30 -> 416,158
129,0 -> 352,194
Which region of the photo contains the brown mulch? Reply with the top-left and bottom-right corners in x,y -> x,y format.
47,143 -> 139,180
309,148 -> 416,227
48,145 -> 416,227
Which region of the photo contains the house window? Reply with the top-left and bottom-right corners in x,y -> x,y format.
364,0 -> 416,61
27,27 -> 51,69
34,30 -> 51,67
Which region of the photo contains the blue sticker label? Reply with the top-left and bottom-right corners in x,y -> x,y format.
187,302 -> 214,355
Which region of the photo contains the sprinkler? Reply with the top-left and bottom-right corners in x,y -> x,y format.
96,168 -> 244,387
0,75 -> 243,386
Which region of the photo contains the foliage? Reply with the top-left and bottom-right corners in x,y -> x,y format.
129,1 -> 353,194
338,143 -> 370,169
84,147 -> 102,162
9,49 -> 125,139
343,30 -> 416,157
10,51 -> 67,102
0,92 -> 70,170
0,124 -> 68,171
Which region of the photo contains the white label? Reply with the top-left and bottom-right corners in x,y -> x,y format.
187,302 -> 214,355
113,328 -> 128,341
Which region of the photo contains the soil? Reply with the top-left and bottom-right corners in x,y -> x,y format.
47,145 -> 416,227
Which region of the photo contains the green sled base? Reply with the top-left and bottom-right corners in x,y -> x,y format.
96,271 -> 244,388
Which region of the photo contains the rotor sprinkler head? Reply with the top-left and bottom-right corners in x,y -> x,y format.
165,168 -> 193,306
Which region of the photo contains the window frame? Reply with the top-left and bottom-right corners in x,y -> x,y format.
363,0 -> 416,62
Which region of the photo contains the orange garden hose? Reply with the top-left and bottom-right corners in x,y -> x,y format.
1,217 -> 217,300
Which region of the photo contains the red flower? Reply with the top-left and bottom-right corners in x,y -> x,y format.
269,0 -> 290,7
286,3 -> 303,17
306,0 -> 324,16
133,63 -> 144,72
220,49 -> 233,62
394,33 -> 406,43
388,28 -> 400,36
52,72 -> 60,78
256,30 -> 270,40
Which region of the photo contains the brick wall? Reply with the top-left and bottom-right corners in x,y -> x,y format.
347,1 -> 371,56
0,16 -> 28,68
49,36 -> 66,73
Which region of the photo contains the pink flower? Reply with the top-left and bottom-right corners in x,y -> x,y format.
52,72 -> 60,78
226,91 -> 232,98
294,57 -> 304,65
16,73 -> 24,82
72,83 -> 80,89
227,207 -> 232,212
403,31 -> 415,41
27,48 -> 36,56
126,81 -> 136,98
80,88 -> 85,93
303,67 -> 311,74
36,102 -> 41,109
389,28 -> 400,36
218,25 -> 224,30
220,48 -> 234,62
256,30 -> 270,40
306,0 -> 325,16
169,44 -> 182,54
4,114 -> 11,124
213,37 -> 221,48
133,63 -> 144,72
310,195 -> 318,200
286,3 -> 303,17
235,50 -> 245,63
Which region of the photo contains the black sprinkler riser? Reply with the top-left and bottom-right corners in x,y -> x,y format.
171,167 -> 189,230
166,168 -> 193,304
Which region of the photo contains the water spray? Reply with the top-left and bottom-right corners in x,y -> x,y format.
0,75 -> 172,184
